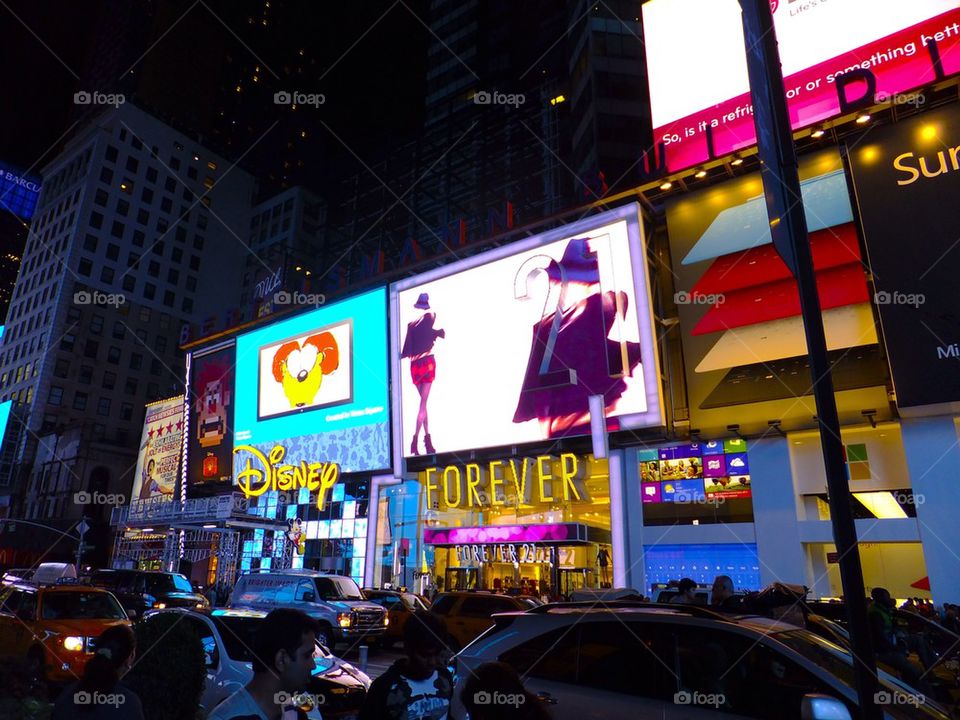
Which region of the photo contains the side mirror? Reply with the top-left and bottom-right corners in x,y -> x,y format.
127,609 -> 138,620
801,694 -> 853,720
302,591 -> 316,603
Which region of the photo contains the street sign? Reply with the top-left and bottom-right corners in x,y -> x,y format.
76,519 -> 90,536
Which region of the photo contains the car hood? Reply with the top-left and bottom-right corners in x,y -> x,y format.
331,600 -> 383,613
37,618 -> 129,638
156,592 -> 206,604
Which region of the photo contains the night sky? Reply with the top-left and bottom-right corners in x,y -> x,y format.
0,1 -> 428,186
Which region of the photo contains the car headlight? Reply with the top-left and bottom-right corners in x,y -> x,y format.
63,636 -> 84,652
154,602 -> 166,609
338,612 -> 352,628
383,616 -> 389,626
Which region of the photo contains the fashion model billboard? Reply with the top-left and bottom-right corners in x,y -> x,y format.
391,204 -> 663,461
130,396 -> 185,502
187,344 -> 236,490
641,0 -> 960,172
665,149 -> 888,429
846,104 -> 960,410
233,287 -> 389,473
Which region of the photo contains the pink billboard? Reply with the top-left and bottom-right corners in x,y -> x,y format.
641,0 -> 960,173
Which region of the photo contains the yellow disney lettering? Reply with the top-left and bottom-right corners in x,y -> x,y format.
234,444 -> 341,508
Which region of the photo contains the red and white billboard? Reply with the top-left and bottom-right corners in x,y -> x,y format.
642,0 -> 960,173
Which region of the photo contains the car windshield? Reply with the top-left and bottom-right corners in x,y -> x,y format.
212,615 -> 333,668
314,576 -> 363,601
145,574 -> 194,594
42,592 -> 126,620
403,594 -> 429,611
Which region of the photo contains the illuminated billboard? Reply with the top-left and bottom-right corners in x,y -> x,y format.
641,0 -> 960,173
234,287 -> 389,473
0,162 -> 41,220
131,396 -> 185,502
665,149 -> 888,430
187,344 -> 236,491
391,205 -> 663,462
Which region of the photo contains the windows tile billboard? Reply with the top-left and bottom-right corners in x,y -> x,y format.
391,205 -> 663,461
233,287 -> 389,473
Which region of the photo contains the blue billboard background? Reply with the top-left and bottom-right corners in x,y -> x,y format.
233,287 -> 390,473
0,163 -> 41,220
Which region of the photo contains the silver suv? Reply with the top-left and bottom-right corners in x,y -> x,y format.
228,570 -> 386,652
452,602 -> 949,720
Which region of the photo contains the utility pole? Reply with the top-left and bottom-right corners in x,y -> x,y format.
737,2 -> 881,717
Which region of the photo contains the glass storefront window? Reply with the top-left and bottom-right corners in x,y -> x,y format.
374,454 -> 614,598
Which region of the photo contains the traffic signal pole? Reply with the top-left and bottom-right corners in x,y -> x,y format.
736,2 -> 882,717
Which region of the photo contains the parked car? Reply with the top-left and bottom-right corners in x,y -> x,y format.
142,607 -> 370,719
228,570 -> 386,652
451,601 -> 950,720
87,569 -> 210,617
0,573 -> 131,683
362,588 -> 429,647
429,591 -> 540,650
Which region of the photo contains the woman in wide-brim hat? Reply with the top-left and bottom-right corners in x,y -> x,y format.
513,237 -> 642,438
401,292 -> 445,454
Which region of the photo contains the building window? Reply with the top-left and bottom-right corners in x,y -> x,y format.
53,358 -> 70,378
73,391 -> 88,411
124,378 -> 137,395
112,321 -> 125,339
133,230 -> 145,246
94,188 -> 108,206
48,386 -> 63,405
189,255 -> 200,271
120,402 -> 133,421
181,297 -> 193,312
99,167 -> 113,184
137,208 -> 149,225
167,268 -> 179,284
97,397 -> 111,416
90,314 -> 104,334
163,290 -> 174,307
78,258 -> 92,276
147,382 -> 159,399
141,187 -> 154,204
110,220 -> 124,239
146,166 -> 158,183
107,346 -> 121,364
79,365 -> 93,384
144,283 -> 156,300
148,261 -> 160,277
89,212 -> 104,229
154,335 -> 167,353
116,198 -> 130,216
84,339 -> 99,359
139,307 -> 151,322
60,333 -> 76,352
125,156 -> 139,173
105,145 -> 119,163
150,358 -> 162,376
102,371 -> 116,389
100,266 -> 114,283
129,353 -> 143,370
122,275 -> 136,292
83,234 -> 98,251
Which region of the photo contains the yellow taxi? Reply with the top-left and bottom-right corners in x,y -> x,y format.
0,578 -> 131,683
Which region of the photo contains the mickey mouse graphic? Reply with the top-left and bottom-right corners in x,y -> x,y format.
271,332 -> 339,409
287,517 -> 305,555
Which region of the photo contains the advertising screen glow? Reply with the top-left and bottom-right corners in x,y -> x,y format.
234,287 -> 389,473
392,205 -> 663,461
642,0 -> 960,173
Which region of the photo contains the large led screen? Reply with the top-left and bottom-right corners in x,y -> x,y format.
234,287 -> 389,473
187,344 -> 236,493
392,205 -> 663,461
665,149 -> 888,430
641,0 -> 960,173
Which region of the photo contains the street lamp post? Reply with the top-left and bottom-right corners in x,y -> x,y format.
736,2 -> 881,717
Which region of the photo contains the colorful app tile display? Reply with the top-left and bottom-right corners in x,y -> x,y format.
640,438 -> 753,503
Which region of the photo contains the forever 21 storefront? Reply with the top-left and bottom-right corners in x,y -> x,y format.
370,205 -> 667,597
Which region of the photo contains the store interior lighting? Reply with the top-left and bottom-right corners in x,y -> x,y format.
853,492 -> 908,519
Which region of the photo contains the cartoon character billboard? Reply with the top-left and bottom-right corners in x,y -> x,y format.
391,204 -> 663,462
233,287 -> 390,473
188,344 -> 236,490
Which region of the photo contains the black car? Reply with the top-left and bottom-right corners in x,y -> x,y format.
88,569 -> 210,617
